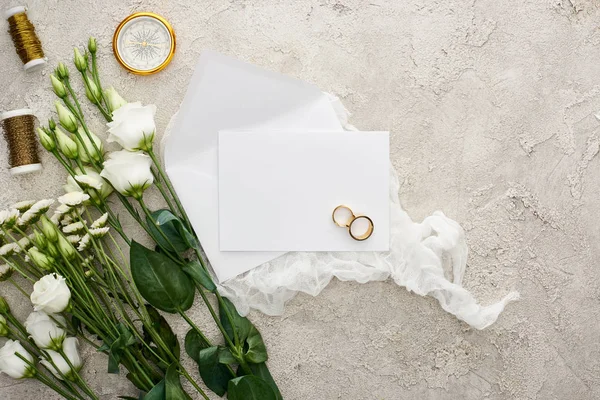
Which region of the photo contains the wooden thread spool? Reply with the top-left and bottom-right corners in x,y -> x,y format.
5,6 -> 47,72
0,109 -> 43,176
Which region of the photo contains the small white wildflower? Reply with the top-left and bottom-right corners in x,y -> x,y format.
58,192 -> 90,207
65,235 -> 81,244
11,200 -> 36,212
89,227 -> 109,239
29,199 -> 55,214
0,264 -> 13,281
62,221 -> 85,234
0,209 -> 20,229
91,213 -> 108,229
60,214 -> 74,226
0,243 -> 19,257
50,213 -> 62,225
17,236 -> 33,251
77,234 -> 91,252
55,204 -> 71,215
24,255 -> 30,263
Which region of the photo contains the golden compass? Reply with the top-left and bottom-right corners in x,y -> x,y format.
113,12 -> 176,75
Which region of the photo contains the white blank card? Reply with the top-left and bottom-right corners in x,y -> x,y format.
218,131 -> 390,252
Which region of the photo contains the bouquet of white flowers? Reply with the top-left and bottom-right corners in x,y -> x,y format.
0,38 -> 282,400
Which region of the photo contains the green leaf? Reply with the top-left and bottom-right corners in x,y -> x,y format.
107,343 -> 121,374
165,364 -> 192,400
244,326 -> 268,364
218,347 -> 236,365
145,305 -> 181,360
130,241 -> 195,313
184,329 -> 210,363
146,209 -> 198,253
242,363 -> 283,400
219,297 -> 251,344
197,346 -> 235,396
227,376 -> 278,400
143,380 -> 165,400
181,260 -> 217,292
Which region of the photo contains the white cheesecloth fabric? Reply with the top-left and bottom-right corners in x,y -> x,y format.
162,94 -> 519,330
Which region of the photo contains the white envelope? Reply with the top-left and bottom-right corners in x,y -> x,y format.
218,131 -> 390,252
164,51 -> 343,282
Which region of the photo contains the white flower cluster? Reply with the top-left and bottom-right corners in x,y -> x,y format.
0,274 -> 81,380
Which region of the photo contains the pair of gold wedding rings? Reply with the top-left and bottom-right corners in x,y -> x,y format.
332,205 -> 374,241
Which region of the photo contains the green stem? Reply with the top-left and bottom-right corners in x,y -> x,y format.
147,149 -> 192,231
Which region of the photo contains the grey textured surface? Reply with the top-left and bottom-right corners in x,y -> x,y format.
1,0 -> 599,399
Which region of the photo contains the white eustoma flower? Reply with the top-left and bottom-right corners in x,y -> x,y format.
40,337 -> 82,380
63,175 -> 82,194
0,209 -> 20,229
58,192 -> 90,207
11,200 -> 36,212
62,221 -> 85,234
106,102 -> 156,151
0,340 -> 35,379
30,274 -> 71,313
91,213 -> 108,228
104,87 -> 127,113
24,311 -> 66,350
100,150 -> 154,199
89,227 -> 109,239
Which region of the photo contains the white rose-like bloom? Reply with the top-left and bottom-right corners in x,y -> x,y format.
63,175 -> 82,194
100,150 -> 154,199
40,337 -> 82,380
0,340 -> 35,379
30,274 -> 71,313
58,192 -> 90,207
107,102 -> 156,151
24,311 -> 66,350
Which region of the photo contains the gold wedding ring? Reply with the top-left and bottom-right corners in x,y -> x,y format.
332,205 -> 374,241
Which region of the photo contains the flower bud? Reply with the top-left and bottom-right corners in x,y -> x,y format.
0,296 -> 10,314
28,248 -> 54,271
85,79 -> 101,104
74,127 -> 103,164
57,234 -> 76,261
48,118 -> 56,130
40,216 -> 58,243
104,87 -> 127,114
54,127 -> 79,159
32,230 -> 47,250
37,128 -> 56,152
56,62 -> 69,79
50,74 -> 67,98
88,37 -> 97,54
45,242 -> 60,259
73,48 -> 88,72
0,315 -> 8,337
54,102 -> 78,133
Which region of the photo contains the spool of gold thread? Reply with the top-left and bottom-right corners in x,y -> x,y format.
5,6 -> 46,72
0,109 -> 43,176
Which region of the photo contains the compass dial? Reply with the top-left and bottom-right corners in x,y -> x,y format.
113,13 -> 175,75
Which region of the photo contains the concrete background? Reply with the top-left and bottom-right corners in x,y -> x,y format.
1,0 -> 599,399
